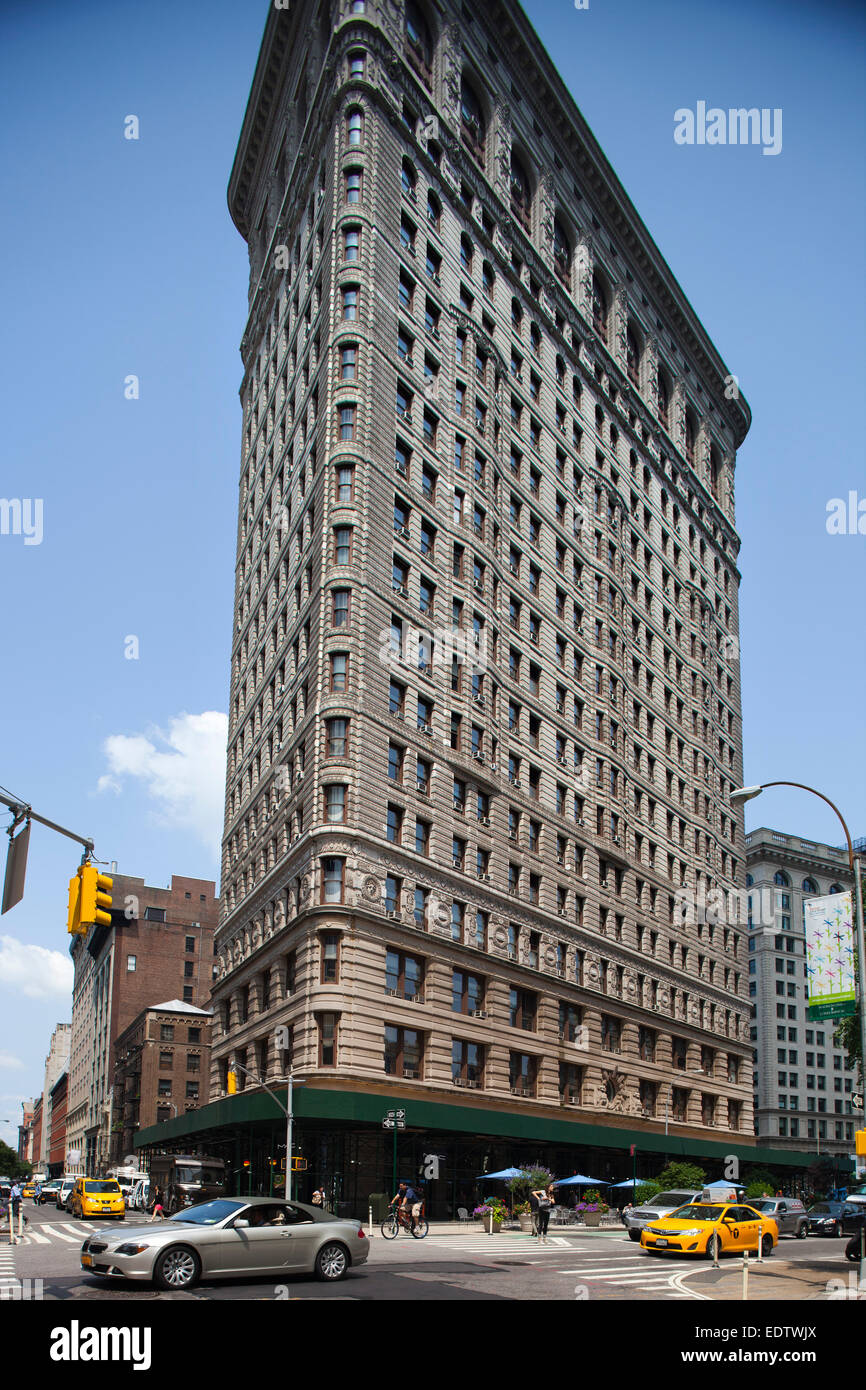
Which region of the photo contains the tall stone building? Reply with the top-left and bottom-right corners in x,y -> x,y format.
37,1023 -> 71,1171
201,0 -> 760,1207
746,827 -> 858,1160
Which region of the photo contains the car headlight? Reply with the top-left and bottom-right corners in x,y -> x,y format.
113,1243 -> 150,1256
675,1228 -> 702,1238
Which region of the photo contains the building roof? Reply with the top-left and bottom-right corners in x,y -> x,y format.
149,1000 -> 213,1016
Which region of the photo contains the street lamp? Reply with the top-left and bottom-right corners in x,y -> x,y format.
228,1060 -> 307,1200
730,781 -> 866,1149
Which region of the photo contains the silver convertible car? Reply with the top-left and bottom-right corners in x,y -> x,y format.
79,1197 -> 369,1289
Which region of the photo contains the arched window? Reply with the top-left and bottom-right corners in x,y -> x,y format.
829,883 -> 845,895
802,878 -> 818,894
657,368 -> 670,428
684,411 -> 696,465
510,152 -> 531,227
592,275 -> 607,341
626,327 -> 641,386
346,108 -> 363,146
460,75 -> 485,163
553,218 -> 571,287
773,870 -> 790,887
401,159 -> 417,199
745,873 -> 754,888
405,1 -> 433,86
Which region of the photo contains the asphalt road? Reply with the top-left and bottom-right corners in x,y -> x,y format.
3,1202 -> 856,1302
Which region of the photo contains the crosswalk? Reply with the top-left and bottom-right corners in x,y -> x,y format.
20,1219 -> 122,1247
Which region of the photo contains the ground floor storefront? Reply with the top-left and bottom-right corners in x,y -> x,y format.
135,1084 -> 831,1219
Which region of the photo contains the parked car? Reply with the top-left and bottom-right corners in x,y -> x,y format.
130,1178 -> 150,1212
640,1201 -> 778,1258
70,1178 -> 125,1221
56,1179 -> 76,1211
744,1196 -> 807,1239
36,1181 -> 62,1205
806,1201 -> 864,1238
623,1190 -> 702,1241
79,1197 -> 369,1290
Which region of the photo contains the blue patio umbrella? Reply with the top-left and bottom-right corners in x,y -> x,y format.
703,1179 -> 745,1190
475,1167 -> 523,1181
609,1178 -> 644,1188
553,1174 -> 609,1187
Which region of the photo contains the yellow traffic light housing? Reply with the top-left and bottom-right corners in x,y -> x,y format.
227,1067 -> 237,1095
79,864 -> 113,927
67,869 -> 84,935
856,1129 -> 866,1157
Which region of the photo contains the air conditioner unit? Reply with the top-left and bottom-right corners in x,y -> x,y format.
556,855 -> 565,865
512,779 -> 522,789
508,831 -> 517,842
472,753 -> 485,765
395,460 -> 407,476
507,949 -> 518,960
416,781 -> 428,795
557,908 -> 567,917
566,1097 -> 579,1106
385,911 -> 402,920
295,770 -> 305,784
479,816 -> 490,826
576,818 -> 585,827
473,696 -> 485,709
409,994 -> 425,1005
397,525 -> 411,540
613,835 -> 621,845
453,1077 -> 467,1087
453,799 -> 465,812
385,987 -> 398,996
473,580 -> 484,593
481,873 -> 491,882
470,1009 -> 488,1019
420,725 -> 433,737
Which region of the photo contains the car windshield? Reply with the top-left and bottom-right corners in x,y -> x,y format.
747,1200 -> 776,1213
167,1199 -> 243,1226
85,1181 -> 121,1194
667,1205 -> 727,1222
653,1192 -> 696,1207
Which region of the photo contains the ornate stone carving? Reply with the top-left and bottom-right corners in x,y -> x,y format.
362,875 -> 380,900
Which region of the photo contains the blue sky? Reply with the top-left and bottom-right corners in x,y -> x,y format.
0,0 -> 863,1149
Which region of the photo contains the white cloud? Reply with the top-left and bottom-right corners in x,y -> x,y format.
0,1054 -> 24,1070
0,936 -> 73,1000
99,711 -> 228,852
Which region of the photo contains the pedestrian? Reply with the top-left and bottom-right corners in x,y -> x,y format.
311,1187 -> 324,1208
34,1182 -> 42,1205
532,1183 -> 555,1243
527,1186 -> 540,1237
149,1187 -> 166,1222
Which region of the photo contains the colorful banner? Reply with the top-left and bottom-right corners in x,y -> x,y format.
804,891 -> 856,1021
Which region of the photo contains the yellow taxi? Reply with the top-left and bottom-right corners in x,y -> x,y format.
70,1178 -> 125,1220
640,1201 -> 778,1258
22,1182 -> 36,1199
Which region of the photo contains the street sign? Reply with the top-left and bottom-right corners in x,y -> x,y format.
385,1109 -> 406,1120
852,1094 -> 863,1109
382,1119 -> 405,1130
2,820 -> 30,915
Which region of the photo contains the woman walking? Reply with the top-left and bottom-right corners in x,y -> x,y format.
532,1183 -> 556,1243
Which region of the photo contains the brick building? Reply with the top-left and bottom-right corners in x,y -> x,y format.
113,1000 -> 212,1159
47,1073 -> 68,1178
65,873 -> 218,1174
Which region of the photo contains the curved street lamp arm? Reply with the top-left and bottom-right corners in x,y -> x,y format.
757,782 -> 854,869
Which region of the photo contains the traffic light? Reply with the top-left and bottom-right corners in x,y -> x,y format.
79,864 -> 112,928
227,1066 -> 237,1095
856,1130 -> 866,1157
291,1158 -> 307,1172
67,869 -> 83,935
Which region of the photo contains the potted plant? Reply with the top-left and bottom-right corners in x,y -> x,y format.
581,1190 -> 609,1227
513,1200 -> 533,1233
474,1197 -> 507,1232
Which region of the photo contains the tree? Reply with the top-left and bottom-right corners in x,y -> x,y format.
0,1140 -> 29,1180
505,1167 -> 555,1207
653,1161 -> 706,1191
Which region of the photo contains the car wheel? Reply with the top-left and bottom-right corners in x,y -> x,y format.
315,1241 -> 349,1281
845,1238 -> 859,1262
833,1223 -> 842,1239
796,1224 -> 807,1240
628,1228 -> 640,1241
706,1234 -> 722,1261
761,1234 -> 774,1257
153,1245 -> 201,1291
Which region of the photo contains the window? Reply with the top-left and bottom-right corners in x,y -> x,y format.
326,717 -> 348,757
349,50 -> 365,79
342,286 -> 359,320
386,803 -> 403,844
333,527 -> 352,565
318,1013 -> 337,1067
343,226 -> 360,261
452,1039 -> 484,1086
338,403 -> 356,441
386,949 -> 424,999
335,463 -> 355,502
384,1026 -> 423,1079
340,345 -> 357,381
346,109 -> 363,146
510,153 -> 531,226
460,75 -> 486,161
324,784 -> 347,823
321,932 -> 340,982
321,858 -> 344,903
145,906 -> 166,922
401,160 -> 416,198
126,954 -> 136,972
592,276 -> 608,340
345,168 -> 362,204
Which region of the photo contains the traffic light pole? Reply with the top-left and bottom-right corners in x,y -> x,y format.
0,792 -> 95,853
2,789 -> 98,917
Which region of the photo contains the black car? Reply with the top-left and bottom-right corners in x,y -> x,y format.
807,1202 -> 864,1238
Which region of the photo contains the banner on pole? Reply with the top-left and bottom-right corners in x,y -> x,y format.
804,891 -> 856,1021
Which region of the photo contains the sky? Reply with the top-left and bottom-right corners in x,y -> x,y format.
0,0 -> 863,1150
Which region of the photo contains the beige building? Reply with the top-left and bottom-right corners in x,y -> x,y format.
37,1023 -> 71,1170
141,0 -> 772,1209
746,827 -> 859,1160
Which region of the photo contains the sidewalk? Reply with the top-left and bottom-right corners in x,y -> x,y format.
368,1219 -> 627,1237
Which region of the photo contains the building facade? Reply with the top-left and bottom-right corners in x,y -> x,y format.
38,1023 -> 71,1170
47,1073 -> 68,1178
113,1000 -> 212,1159
65,874 -> 218,1174
143,0 -> 757,1207
746,826 -> 858,1161
17,1101 -> 34,1165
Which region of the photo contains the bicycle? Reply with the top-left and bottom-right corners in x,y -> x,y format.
381,1200 -> 428,1239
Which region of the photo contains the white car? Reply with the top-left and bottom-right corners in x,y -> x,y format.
56,1178 -> 76,1211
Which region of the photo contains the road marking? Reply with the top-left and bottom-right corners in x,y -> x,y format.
47,1227 -> 84,1244
21,1230 -> 51,1245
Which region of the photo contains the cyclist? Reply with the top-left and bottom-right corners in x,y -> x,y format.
388,1182 -> 421,1232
